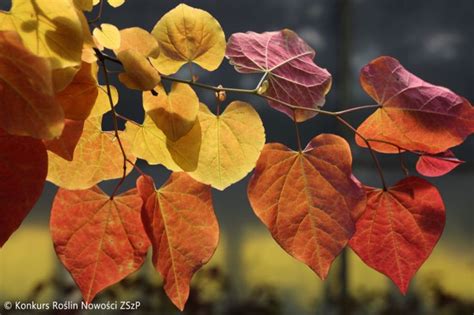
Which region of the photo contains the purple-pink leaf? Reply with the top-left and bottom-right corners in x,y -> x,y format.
226,29 -> 332,122
416,150 -> 464,177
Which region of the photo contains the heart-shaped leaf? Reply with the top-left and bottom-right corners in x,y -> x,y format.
356,56 -> 474,154
349,176 -> 445,294
137,174 -> 219,310
248,134 -> 366,279
416,150 -> 463,177
226,29 -> 332,122
50,186 -> 150,302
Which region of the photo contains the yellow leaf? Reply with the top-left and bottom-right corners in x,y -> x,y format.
114,27 -> 160,58
143,83 -> 199,141
187,101 -> 265,190
151,4 -> 226,75
0,0 -> 84,69
93,23 -> 121,50
123,114 -> 201,172
108,0 -> 125,8
47,116 -> 135,189
118,50 -> 160,90
89,85 -> 119,117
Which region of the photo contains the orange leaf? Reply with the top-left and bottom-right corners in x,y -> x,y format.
117,49 -> 161,91
0,129 -> 47,246
349,177 -> 445,294
56,62 -> 99,120
356,56 -> 474,154
247,134 -> 366,279
0,31 -> 64,140
50,186 -> 150,302
44,119 -> 84,161
136,174 -> 219,310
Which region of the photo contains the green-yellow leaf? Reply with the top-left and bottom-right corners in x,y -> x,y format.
47,116 -> 135,189
151,3 -> 226,75
189,101 -> 265,190
0,0 -> 84,69
143,83 -> 199,141
123,113 -> 201,172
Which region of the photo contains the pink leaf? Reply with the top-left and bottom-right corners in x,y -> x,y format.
416,150 -> 464,177
226,29 -> 332,122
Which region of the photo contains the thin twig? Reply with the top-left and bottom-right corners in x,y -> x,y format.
95,48 -> 128,199
293,111 -> 303,152
116,113 -> 141,126
336,116 -> 387,190
88,0 -> 105,24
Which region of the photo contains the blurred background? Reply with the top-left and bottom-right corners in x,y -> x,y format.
1,0 -> 473,314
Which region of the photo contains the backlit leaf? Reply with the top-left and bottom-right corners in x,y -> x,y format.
74,0 -> 93,11
137,174 -> 219,310
143,83 -> 199,141
56,62 -> 99,120
349,177 -> 445,294
0,31 -> 64,140
50,186 -> 150,302
117,49 -> 161,91
226,29 -> 332,122
416,150 -> 463,177
47,117 -> 136,189
89,85 -> 119,117
151,4 -> 226,75
0,130 -> 47,247
93,23 -> 121,50
108,0 -> 125,8
123,114 -> 201,171
0,0 -> 84,69
356,56 -> 474,154
188,101 -> 265,190
114,27 -> 160,58
44,119 -> 84,161
248,134 -> 366,279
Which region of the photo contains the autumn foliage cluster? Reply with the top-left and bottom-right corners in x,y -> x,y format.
0,0 -> 473,311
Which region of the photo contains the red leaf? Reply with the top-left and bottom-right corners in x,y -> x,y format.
226,29 -> 332,122
349,177 -> 445,294
50,187 -> 150,302
44,119 -> 84,161
136,173 -> 219,311
356,56 -> 474,154
247,134 -> 366,279
0,129 -> 47,246
416,150 -> 464,177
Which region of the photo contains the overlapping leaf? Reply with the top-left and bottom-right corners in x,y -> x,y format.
248,134 -> 366,279
47,117 -> 136,189
56,62 -> 99,120
44,119 -> 84,161
416,150 -> 463,177
0,31 -> 64,140
356,56 -> 474,154
0,0 -> 84,69
151,4 -> 226,75
89,85 -> 119,117
143,83 -> 199,141
349,177 -> 446,293
114,27 -> 160,58
124,113 -> 201,171
50,186 -> 150,302
226,29 -> 332,122
137,174 -> 219,310
0,130 -> 48,247
93,23 -> 121,50
188,101 -> 265,190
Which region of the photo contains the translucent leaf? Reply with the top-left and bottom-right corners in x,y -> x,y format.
248,134 -> 366,279
151,4 -> 226,75
350,177 -> 445,294
137,174 -> 219,310
50,186 -> 150,302
143,83 -> 199,141
93,23 -> 121,50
